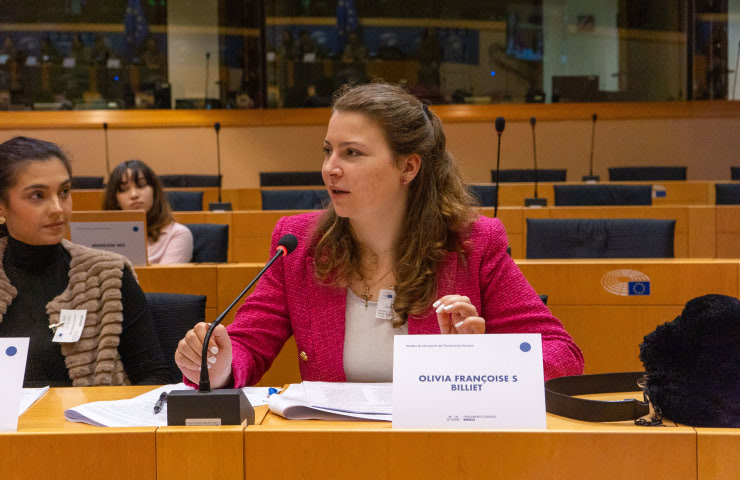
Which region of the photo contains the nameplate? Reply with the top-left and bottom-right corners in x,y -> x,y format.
70,220 -> 148,266
0,338 -> 29,432
392,334 -> 545,429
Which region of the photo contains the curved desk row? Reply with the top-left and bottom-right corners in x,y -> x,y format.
5,385 -> 737,480
136,259 -> 740,381
164,205 -> 739,261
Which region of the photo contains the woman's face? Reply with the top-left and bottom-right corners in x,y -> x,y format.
322,111 -> 411,223
115,169 -> 154,213
0,158 -> 72,245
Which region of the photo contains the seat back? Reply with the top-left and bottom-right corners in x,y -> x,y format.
731,167 -> 740,180
159,174 -> 221,188
526,218 -> 675,259
261,189 -> 329,210
71,176 -> 104,189
554,184 -> 652,206
166,191 -> 204,211
468,184 -> 497,207
259,171 -> 324,186
145,292 -> 206,384
608,166 -> 687,181
491,169 -> 567,183
715,183 -> 740,205
184,223 -> 229,262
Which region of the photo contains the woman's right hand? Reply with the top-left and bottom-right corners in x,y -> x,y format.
175,322 -> 233,388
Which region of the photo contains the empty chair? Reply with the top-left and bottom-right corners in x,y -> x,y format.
159,174 -> 221,188
526,218 -> 675,259
491,169 -> 567,183
145,292 -> 206,383
608,166 -> 686,181
468,184 -> 497,207
731,167 -> 740,180
260,171 -> 324,186
261,189 -> 329,210
71,176 -> 104,189
184,223 -> 229,262
554,184 -> 652,206
715,184 -> 740,205
166,190 -> 204,211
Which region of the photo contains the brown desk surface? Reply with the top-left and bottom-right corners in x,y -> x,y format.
7,387 -> 737,480
249,392 -> 697,480
5,386 -> 157,480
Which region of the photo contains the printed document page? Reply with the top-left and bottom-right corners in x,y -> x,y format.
268,382 -> 392,421
64,384 -> 274,427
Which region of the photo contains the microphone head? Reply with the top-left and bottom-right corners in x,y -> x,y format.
592,113 -> 598,122
103,122 -> 108,130
277,234 -> 298,256
495,117 -> 505,133
206,51 -> 210,59
214,121 -> 221,132
530,117 -> 536,127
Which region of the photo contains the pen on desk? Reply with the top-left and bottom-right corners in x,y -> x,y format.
267,387 -> 279,396
153,392 -> 168,414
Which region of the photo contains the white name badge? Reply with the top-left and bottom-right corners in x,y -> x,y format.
0,338 -> 29,431
51,309 -> 87,343
392,334 -> 546,429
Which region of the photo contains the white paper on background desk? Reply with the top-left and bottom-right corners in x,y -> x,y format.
0,338 -> 29,432
20,386 -> 50,416
268,382 -> 393,421
392,334 -> 546,429
64,384 -> 274,427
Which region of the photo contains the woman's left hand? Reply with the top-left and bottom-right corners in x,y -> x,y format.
434,295 -> 485,334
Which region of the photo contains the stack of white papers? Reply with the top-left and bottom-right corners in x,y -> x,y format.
268,382 -> 392,421
64,384 -> 274,427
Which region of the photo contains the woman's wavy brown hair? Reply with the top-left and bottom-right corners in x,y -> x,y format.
313,82 -> 477,326
102,159 -> 173,242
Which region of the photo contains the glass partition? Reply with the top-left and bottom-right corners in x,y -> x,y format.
0,0 -> 737,110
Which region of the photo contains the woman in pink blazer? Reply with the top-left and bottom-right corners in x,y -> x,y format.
176,82 -> 584,387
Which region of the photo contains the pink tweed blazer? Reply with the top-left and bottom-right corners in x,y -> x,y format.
227,212 -> 584,387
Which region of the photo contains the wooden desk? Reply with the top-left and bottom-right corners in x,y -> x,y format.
137,264 -> 220,321
161,206 -> 740,262
696,428 -> 740,480
134,260 -> 740,380
517,259 -> 740,374
4,386 -> 157,480
248,393 -> 696,480
220,181 -> 721,211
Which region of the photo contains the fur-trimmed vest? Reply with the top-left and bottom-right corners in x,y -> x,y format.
0,238 -> 134,386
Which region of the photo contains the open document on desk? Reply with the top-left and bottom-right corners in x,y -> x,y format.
268,382 -> 392,421
63,384 -> 274,427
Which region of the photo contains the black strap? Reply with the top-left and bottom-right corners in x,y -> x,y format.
545,372 -> 650,422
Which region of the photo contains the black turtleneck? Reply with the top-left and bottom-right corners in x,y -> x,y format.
0,235 -> 169,387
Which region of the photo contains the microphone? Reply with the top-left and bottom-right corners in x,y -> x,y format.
167,234 -> 299,426
208,121 -> 232,211
582,113 -> 600,182
103,122 -> 110,177
204,52 -> 211,109
525,117 -> 547,207
493,117 -> 505,218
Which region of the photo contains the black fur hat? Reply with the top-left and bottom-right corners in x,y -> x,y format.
639,294 -> 739,427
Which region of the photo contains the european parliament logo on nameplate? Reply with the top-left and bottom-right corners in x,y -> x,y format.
392,334 -> 545,429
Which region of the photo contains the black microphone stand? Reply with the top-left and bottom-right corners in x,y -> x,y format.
103,122 -> 110,177
208,121 -> 232,211
167,237 -> 296,426
583,113 -> 600,182
204,51 -> 210,109
493,117 -> 504,218
525,117 -> 547,207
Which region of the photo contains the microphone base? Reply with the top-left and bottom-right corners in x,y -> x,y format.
167,388 -> 255,426
582,175 -> 600,183
208,202 -> 233,211
525,197 -> 547,207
